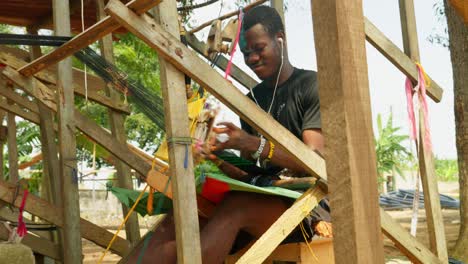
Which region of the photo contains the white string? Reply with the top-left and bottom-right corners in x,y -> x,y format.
249,39 -> 284,116
81,0 -> 88,104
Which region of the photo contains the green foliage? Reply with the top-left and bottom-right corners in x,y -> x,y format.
125,113 -> 163,152
28,170 -> 42,195
434,157 -> 459,182
374,111 -> 413,183
15,121 -> 41,158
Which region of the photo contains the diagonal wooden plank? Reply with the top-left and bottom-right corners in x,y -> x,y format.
105,0 -> 327,181
0,96 -> 40,124
18,0 -> 162,77
380,209 -> 443,264
364,18 -> 443,102
0,180 -> 130,256
236,187 -> 326,264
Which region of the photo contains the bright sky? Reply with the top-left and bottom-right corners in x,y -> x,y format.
191,0 -> 456,159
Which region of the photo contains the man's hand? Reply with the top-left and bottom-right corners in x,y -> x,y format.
211,122 -> 258,154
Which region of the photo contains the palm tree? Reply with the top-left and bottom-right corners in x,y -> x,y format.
374,111 -> 413,192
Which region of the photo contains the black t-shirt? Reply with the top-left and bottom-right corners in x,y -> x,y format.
241,68 -> 321,139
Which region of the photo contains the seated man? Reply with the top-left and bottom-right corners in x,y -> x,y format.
128,6 -> 329,264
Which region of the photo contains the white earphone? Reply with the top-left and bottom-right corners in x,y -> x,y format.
278,37 -> 284,60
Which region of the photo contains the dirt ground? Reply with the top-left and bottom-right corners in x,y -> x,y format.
83,182 -> 461,263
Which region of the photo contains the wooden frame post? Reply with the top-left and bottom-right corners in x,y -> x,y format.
399,0 -> 448,261
270,0 -> 285,26
26,27 -> 62,206
96,0 -> 141,246
0,111 -> 5,181
52,0 -> 82,262
6,101 -> 18,183
311,1 -> 385,263
152,1 -> 202,262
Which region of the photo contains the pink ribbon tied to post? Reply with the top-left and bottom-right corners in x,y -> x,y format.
224,9 -> 244,80
405,63 -> 432,152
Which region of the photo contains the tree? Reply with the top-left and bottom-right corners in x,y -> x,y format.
374,111 -> 413,192
442,0 -> 468,261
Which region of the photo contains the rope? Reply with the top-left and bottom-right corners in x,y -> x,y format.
166,137 -> 194,169
97,184 -> 149,264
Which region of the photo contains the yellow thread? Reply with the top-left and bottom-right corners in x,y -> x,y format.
267,141 -> 275,160
299,222 -> 319,261
415,62 -> 431,88
97,184 -> 149,264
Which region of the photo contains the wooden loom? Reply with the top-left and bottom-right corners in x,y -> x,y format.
0,0 -> 451,263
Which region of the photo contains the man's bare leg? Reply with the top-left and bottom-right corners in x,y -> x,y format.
128,192 -> 288,264
199,192 -> 288,264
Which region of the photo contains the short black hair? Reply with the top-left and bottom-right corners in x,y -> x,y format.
242,5 -> 284,37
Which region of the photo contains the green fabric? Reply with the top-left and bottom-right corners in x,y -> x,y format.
111,161 -> 302,216
199,172 -> 302,199
110,187 -> 172,216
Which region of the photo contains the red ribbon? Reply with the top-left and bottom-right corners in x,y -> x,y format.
16,189 -> 29,237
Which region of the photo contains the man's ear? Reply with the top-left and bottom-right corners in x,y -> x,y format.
276,32 -> 286,44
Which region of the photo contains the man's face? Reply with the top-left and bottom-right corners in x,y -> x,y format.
241,24 -> 282,81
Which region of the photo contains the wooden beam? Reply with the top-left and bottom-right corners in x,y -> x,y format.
0,223 -> 61,260
105,1 -> 328,182
0,111 -> 4,181
18,0 -> 162,77
6,104 -> 19,183
96,0 -> 141,246
236,187 -> 325,263
0,85 -> 39,114
380,209 -> 443,264
398,1 -> 448,261
270,0 -> 285,30
0,96 -> 40,124
153,1 -> 202,262
0,50 -> 130,113
311,1 -> 385,263
364,18 -> 443,102
52,0 -> 82,262
27,28 -> 63,256
0,179 -> 131,256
